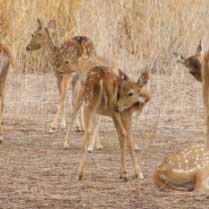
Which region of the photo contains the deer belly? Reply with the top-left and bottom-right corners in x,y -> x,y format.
161,169 -> 195,189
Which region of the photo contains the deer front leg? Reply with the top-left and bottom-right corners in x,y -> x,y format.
64,84 -> 85,148
50,74 -> 71,132
112,117 -> 127,181
88,116 -> 102,152
71,77 -> 85,132
122,114 -> 143,179
112,112 -> 127,137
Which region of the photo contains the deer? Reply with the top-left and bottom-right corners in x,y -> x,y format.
174,40 -> 202,82
175,42 -> 209,147
62,64 -> 151,180
153,144 -> 209,194
26,18 -> 96,133
0,43 -> 12,143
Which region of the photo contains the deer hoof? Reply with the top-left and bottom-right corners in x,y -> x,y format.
87,146 -> 93,153
64,142 -> 70,149
49,127 -> 56,133
135,172 -> 144,180
78,174 -> 83,181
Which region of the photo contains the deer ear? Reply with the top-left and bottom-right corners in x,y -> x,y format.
119,70 -> 129,81
195,40 -> 202,55
37,18 -> 42,28
138,71 -> 149,87
47,19 -> 56,29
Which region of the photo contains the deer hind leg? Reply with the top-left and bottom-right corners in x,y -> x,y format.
0,95 -> 4,143
112,117 -> 127,181
64,84 -> 85,148
122,115 -> 143,179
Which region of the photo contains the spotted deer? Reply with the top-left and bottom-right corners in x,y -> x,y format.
175,42 -> 209,147
65,65 -> 151,180
154,144 -> 209,193
26,18 -> 95,132
174,41 -> 202,82
0,43 -> 12,143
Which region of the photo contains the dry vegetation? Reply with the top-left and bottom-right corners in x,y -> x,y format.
1,0 -> 209,74
1,0 -> 209,208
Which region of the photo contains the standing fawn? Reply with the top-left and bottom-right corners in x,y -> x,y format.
26,18 -> 95,132
154,144 -> 209,193
0,43 -> 12,143
57,32 -> 130,149
67,66 -> 151,180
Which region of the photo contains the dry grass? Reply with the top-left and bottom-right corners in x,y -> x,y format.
1,0 -> 209,73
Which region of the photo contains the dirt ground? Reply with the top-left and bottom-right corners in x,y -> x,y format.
0,72 -> 209,209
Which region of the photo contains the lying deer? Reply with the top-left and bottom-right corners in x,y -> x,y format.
64,65 -> 151,180
0,43 -> 12,143
174,40 -> 202,82
26,18 -> 95,132
154,144 -> 209,193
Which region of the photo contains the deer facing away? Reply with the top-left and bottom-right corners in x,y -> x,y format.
0,43 -> 12,143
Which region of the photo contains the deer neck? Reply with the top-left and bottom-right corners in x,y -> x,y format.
44,34 -> 60,67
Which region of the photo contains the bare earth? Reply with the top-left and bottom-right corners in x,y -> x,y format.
0,72 -> 208,209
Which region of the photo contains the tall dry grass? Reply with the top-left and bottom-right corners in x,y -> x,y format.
0,0 -> 209,74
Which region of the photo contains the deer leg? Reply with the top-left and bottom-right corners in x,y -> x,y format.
78,108 -> 96,180
50,74 -> 71,132
122,114 -> 143,179
95,117 -> 102,150
64,84 -> 85,148
195,171 -> 209,194
88,116 -> 102,152
72,79 -> 85,132
60,74 -> 72,129
0,96 -> 4,143
112,117 -> 127,181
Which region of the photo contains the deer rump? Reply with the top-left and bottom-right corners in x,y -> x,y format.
81,66 -> 120,116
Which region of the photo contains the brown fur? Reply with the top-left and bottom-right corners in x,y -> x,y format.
0,43 -> 12,143
202,50 -> 209,147
64,66 -> 151,180
154,144 -> 209,193
26,19 -> 96,132
175,41 -> 202,82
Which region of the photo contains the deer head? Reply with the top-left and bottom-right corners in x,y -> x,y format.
174,41 -> 202,82
115,71 -> 151,112
26,18 -> 56,51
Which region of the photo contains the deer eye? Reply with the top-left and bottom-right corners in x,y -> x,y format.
128,92 -> 133,97
65,60 -> 69,64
